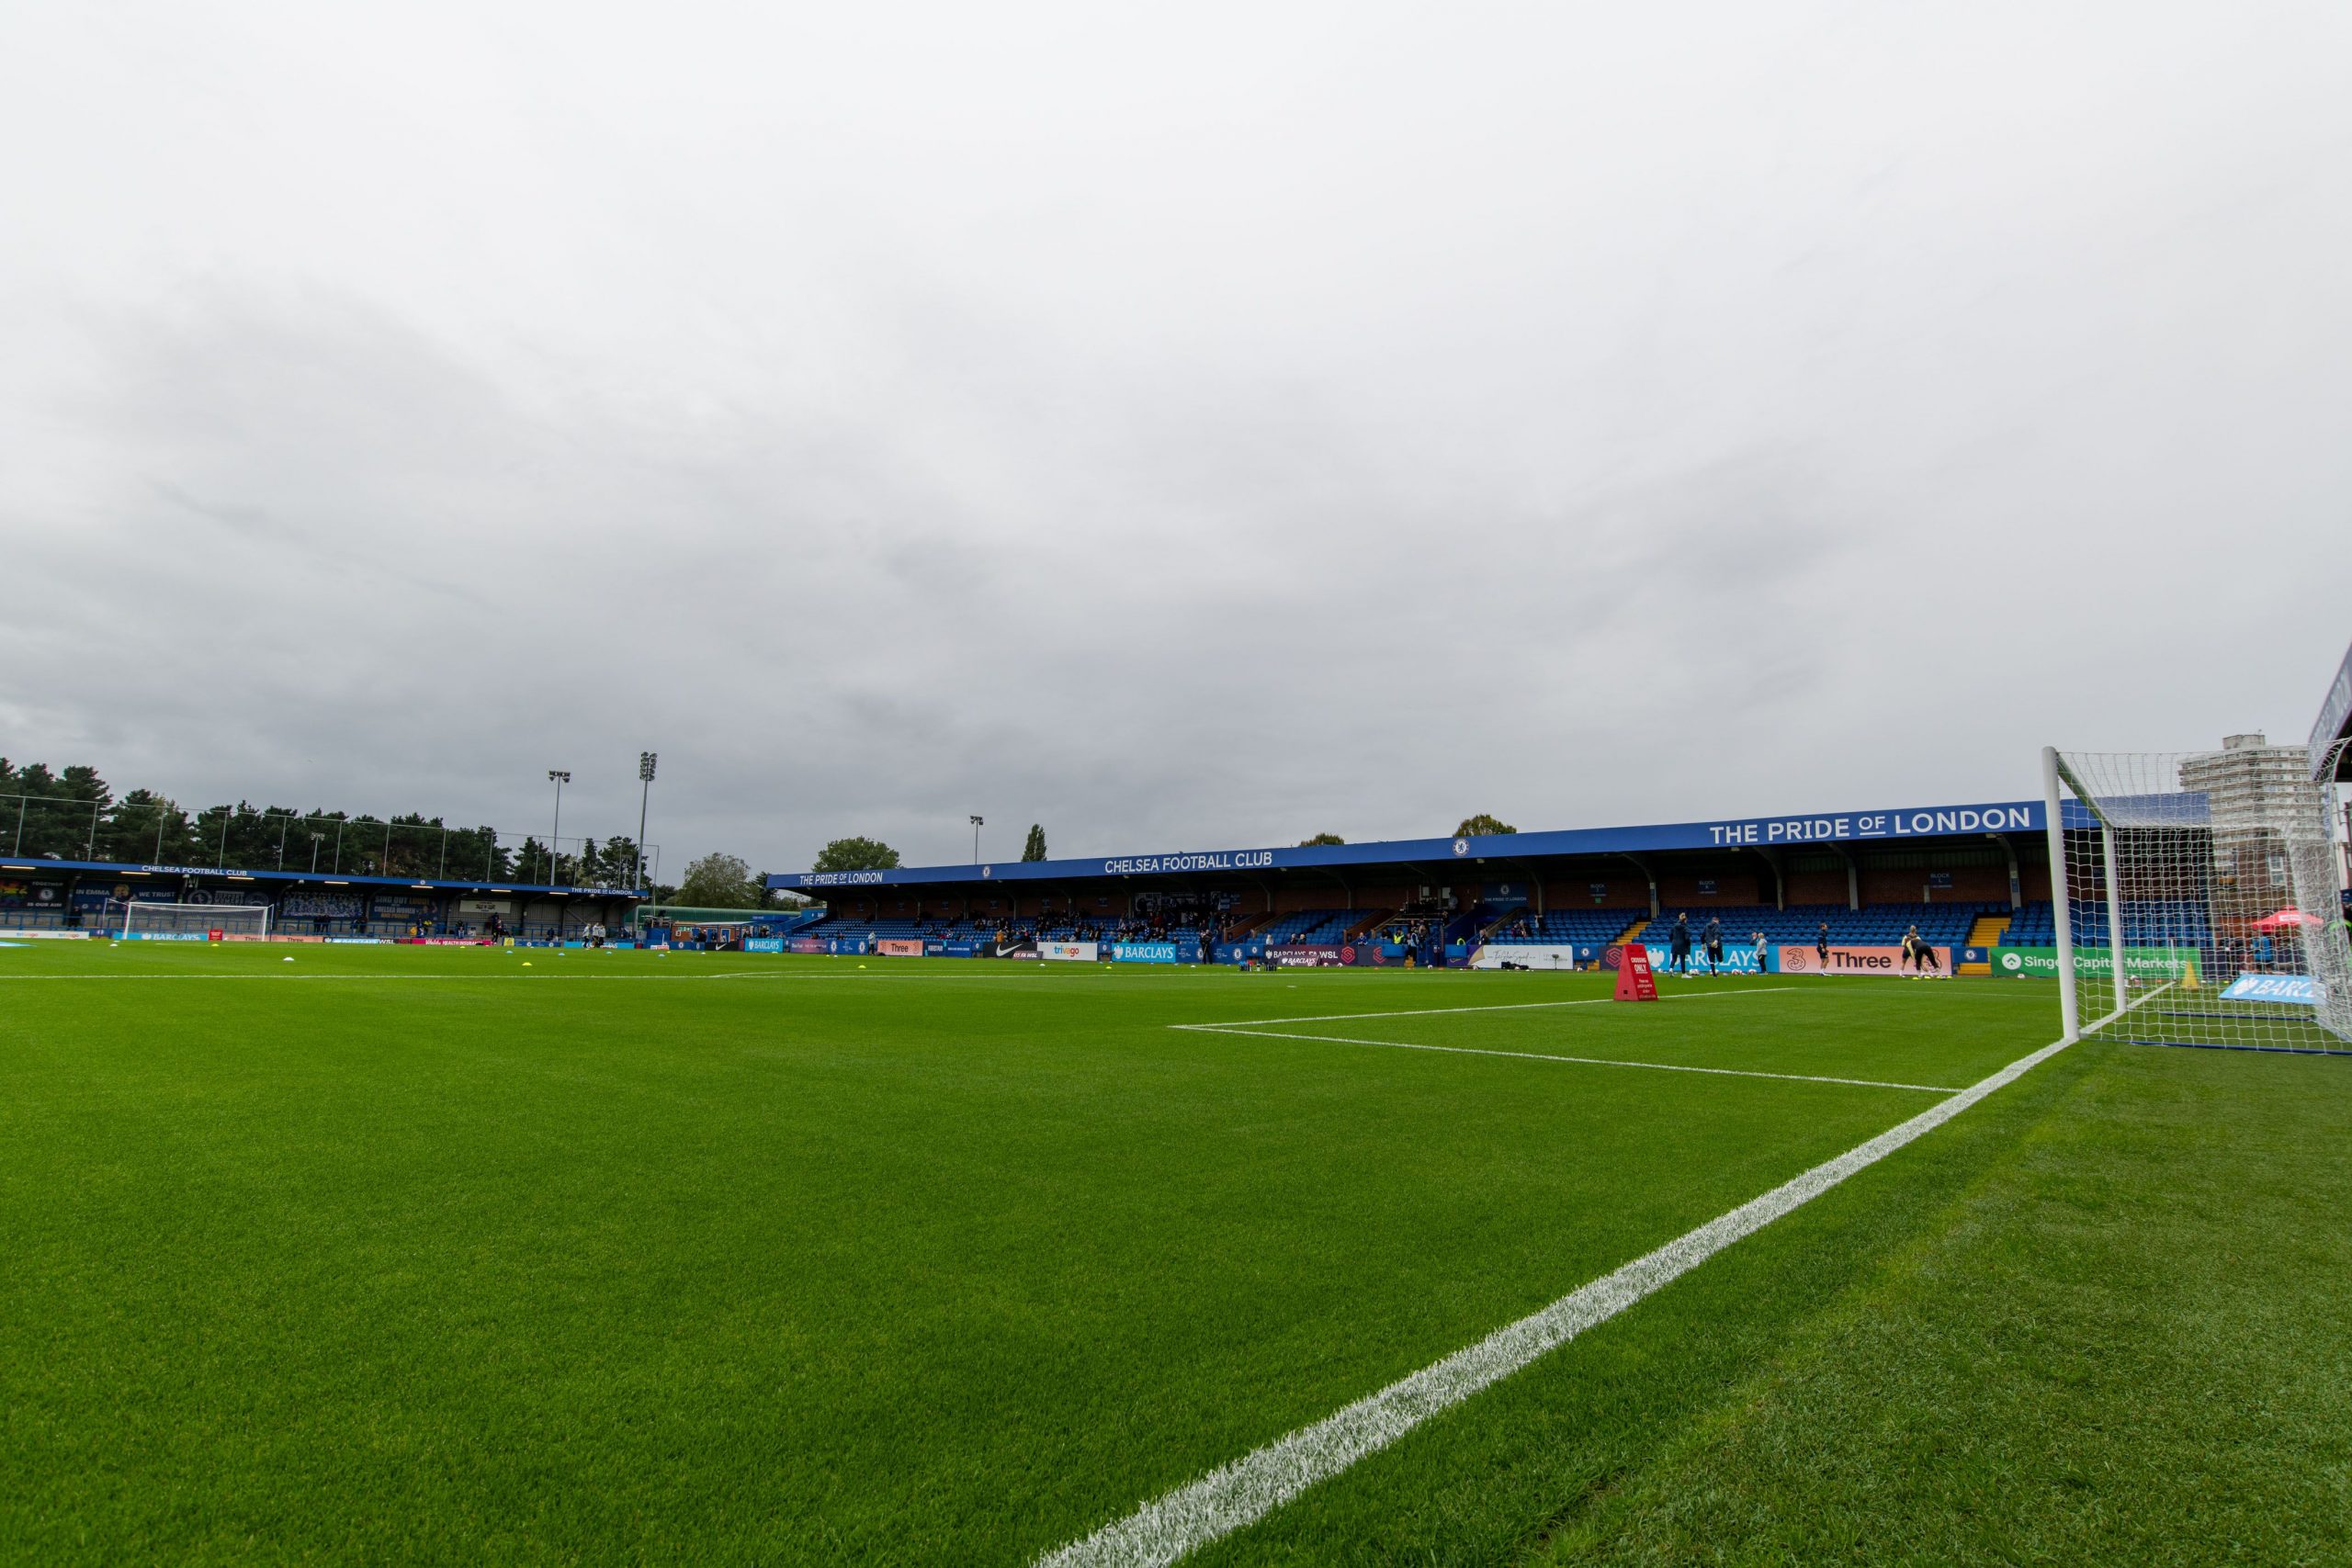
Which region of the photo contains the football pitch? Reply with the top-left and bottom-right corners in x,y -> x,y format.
4,944 -> 2347,1564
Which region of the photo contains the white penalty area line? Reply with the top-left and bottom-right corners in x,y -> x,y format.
1182,1024 -> 1959,1095
1037,1026 -> 2079,1568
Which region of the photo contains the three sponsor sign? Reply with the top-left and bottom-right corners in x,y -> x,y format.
1776,943 -> 1951,977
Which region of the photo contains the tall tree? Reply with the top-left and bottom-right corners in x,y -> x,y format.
812,836 -> 899,874
675,852 -> 762,909
1298,832 -> 1346,846
511,835 -> 552,886
1454,814 -> 1517,837
100,789 -> 195,863
1021,824 -> 1047,862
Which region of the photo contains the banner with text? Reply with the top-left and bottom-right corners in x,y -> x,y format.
1993,946 -> 2198,981
1645,943 -> 1771,976
1777,943 -> 1951,977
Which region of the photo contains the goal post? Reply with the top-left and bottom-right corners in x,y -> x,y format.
109,900 -> 274,941
2043,739 -> 2352,1053
2040,746 -> 2082,1042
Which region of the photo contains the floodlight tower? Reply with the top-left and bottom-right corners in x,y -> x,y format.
548,770 -> 571,886
970,814 -> 983,863
636,751 -> 657,897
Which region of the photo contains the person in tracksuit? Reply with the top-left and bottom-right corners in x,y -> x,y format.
1902,924 -> 1941,976
1703,916 -> 1725,976
1668,914 -> 1693,975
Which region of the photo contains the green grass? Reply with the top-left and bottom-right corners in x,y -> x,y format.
0,942 -> 2344,1564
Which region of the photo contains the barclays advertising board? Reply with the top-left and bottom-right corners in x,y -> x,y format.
1114,942 -> 1180,964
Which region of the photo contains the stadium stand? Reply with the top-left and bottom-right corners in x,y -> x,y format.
2002,898 -> 2213,952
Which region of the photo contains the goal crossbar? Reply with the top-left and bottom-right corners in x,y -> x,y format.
107,900 -> 274,939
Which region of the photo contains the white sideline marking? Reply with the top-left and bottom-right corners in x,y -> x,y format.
1035,1027 -> 2079,1568
1185,1024 -> 1959,1094
1176,987 -> 1784,1030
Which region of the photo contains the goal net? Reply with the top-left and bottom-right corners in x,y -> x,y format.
109,900 -> 275,940
2044,742 -> 2352,1053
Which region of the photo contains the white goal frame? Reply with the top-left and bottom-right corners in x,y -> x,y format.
108,899 -> 274,940
2041,741 -> 2352,1052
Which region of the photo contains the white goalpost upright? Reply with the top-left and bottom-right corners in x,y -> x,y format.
107,900 -> 274,941
2041,736 -> 2352,1054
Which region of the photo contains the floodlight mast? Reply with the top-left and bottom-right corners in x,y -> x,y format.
636,752 -> 657,931
548,770 -> 571,886
970,814 -> 983,863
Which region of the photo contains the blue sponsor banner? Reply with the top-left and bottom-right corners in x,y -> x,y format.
610,941 -> 638,950
2221,973 -> 2320,1004
1645,943 -> 1770,975
942,940 -> 978,958
122,931 -> 211,942
1114,942 -> 1180,964
743,937 -> 784,953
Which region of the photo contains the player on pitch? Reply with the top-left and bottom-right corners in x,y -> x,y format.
1901,923 -> 1941,976
1703,915 -> 1725,976
1668,913 -> 1693,975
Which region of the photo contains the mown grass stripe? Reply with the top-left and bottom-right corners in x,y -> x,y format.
1036,1028 -> 2077,1568
1188,1024 -> 1960,1094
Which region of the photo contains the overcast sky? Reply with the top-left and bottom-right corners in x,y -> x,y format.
3,2 -> 2347,874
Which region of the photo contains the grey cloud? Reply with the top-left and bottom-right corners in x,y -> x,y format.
3,1 -> 2348,874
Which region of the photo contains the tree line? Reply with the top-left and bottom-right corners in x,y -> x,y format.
0,758 -> 647,887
